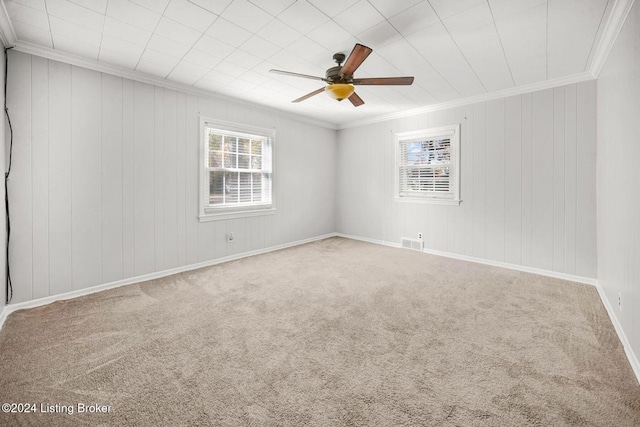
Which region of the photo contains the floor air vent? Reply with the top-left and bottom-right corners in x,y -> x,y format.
401,238 -> 424,251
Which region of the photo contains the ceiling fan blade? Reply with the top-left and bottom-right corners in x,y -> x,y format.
353,77 -> 415,85
340,43 -> 373,77
348,92 -> 364,107
270,69 -> 327,82
292,87 -> 326,103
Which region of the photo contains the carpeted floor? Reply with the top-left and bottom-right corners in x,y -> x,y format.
0,237 -> 639,426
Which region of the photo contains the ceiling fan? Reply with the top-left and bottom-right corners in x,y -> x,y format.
269,43 -> 414,107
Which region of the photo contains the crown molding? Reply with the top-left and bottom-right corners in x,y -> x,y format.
589,0 -> 636,77
330,0 -> 637,130
9,41 -> 601,133
0,0 -> 16,48
1,0 -> 634,130
336,71 -> 595,130
11,40 -> 338,130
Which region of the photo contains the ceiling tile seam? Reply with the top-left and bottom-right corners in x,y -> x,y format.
307,0 -> 391,55
302,1 -> 333,23
187,12 -> 298,89
191,35 -> 278,89
0,1 -> 16,47
97,0 -> 108,62
276,0 -> 360,71
363,0 -> 443,103
269,17 -> 307,49
65,0 -> 108,16
163,14 -> 227,81
231,3 -> 302,54
583,0 -> 612,72
44,13 -> 106,44
402,33 -> 462,100
127,0 -> 164,15
43,0 -> 55,50
426,0 -> 488,93
486,0 -> 515,87
301,0 -> 362,53
186,0 -> 220,15
246,0 -> 280,17
375,6 -> 450,102
365,0 -> 421,22
133,1 -> 172,73
273,0 -> 299,18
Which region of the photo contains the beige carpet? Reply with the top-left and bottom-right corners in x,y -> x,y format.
0,237 -> 638,426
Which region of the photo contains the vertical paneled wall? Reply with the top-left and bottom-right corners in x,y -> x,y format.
337,81 -> 597,278
6,51 -> 336,304
597,1 -> 640,370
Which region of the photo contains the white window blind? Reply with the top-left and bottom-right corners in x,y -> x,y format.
395,125 -> 460,204
205,127 -> 272,208
199,118 -> 275,221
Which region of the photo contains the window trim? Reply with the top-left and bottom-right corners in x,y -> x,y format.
394,124 -> 461,206
198,117 -> 276,222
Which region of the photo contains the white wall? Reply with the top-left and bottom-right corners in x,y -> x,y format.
0,47 -> 5,313
6,50 -> 336,304
597,1 -> 640,371
337,81 -> 598,279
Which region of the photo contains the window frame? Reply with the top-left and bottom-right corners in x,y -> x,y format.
394,124 -> 461,206
198,117 -> 276,222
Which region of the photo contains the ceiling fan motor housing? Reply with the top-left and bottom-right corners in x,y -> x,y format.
326,66 -> 349,83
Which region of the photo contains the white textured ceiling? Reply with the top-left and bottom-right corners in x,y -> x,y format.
4,0 -> 611,126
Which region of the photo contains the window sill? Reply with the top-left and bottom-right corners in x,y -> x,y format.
394,197 -> 461,206
198,207 -> 277,222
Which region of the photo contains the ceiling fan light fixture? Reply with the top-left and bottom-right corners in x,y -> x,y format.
270,43 -> 413,107
325,83 -> 354,101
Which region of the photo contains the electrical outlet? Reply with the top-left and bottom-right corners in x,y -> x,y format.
418,232 -> 423,240
618,292 -> 622,311
227,232 -> 234,243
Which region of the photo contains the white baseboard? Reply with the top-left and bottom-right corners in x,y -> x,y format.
595,284 -> 640,385
336,233 -> 597,286
0,232 -> 338,331
420,247 -> 598,286
0,305 -> 6,333
338,232 -> 640,385
335,233 -> 402,249
2,231 -> 638,386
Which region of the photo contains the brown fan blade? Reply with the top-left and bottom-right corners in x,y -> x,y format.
348,92 -> 364,107
340,43 -> 373,77
270,69 -> 327,82
292,87 -> 325,103
353,77 -> 415,85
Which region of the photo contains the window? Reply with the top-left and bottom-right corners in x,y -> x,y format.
395,124 -> 460,205
199,118 -> 275,221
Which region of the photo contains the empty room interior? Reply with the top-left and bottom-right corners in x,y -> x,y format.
0,0 -> 639,425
